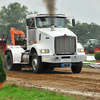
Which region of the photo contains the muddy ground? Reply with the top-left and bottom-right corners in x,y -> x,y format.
5,67 -> 100,100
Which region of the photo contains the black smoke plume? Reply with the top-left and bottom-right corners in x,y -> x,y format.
43,0 -> 57,14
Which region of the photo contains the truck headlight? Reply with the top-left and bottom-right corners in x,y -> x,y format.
41,49 -> 49,53
80,49 -> 84,52
77,48 -> 84,52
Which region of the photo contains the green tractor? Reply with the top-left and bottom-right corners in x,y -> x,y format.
83,39 -> 100,54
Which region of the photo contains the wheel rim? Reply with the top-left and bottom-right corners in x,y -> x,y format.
32,58 -> 37,70
94,47 -> 99,53
84,49 -> 87,53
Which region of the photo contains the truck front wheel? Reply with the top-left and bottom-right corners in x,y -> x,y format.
6,52 -> 22,71
31,52 -> 43,73
71,62 -> 82,73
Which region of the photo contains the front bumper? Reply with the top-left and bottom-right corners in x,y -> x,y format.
42,54 -> 87,63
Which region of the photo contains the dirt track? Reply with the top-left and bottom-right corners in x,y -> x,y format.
5,67 -> 100,100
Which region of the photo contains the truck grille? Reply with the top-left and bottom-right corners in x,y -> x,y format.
55,36 -> 76,55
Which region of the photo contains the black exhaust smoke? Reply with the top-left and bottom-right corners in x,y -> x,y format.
43,0 -> 57,31
43,0 -> 57,14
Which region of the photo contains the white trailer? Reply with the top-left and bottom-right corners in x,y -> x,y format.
5,14 -> 86,73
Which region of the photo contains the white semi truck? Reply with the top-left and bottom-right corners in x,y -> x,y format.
5,14 -> 86,73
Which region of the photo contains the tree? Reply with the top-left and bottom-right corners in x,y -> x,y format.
0,2 -> 32,42
0,55 -> 6,83
34,11 -> 38,14
69,21 -> 100,43
66,19 -> 71,28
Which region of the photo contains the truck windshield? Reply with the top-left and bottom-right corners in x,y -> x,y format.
36,17 -> 66,28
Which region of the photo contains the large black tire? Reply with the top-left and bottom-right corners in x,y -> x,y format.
43,66 -> 55,71
71,62 -> 82,73
6,52 -> 22,71
43,63 -> 48,71
43,63 -> 54,71
31,52 -> 43,73
49,67 -> 55,70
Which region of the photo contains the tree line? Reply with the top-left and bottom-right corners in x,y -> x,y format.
0,2 -> 100,43
0,2 -> 32,42
69,22 -> 100,43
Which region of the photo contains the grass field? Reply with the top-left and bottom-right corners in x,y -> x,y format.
86,54 -> 95,56
83,60 -> 95,63
83,60 -> 95,68
0,83 -> 85,100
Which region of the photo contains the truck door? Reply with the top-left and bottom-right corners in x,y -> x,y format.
27,18 -> 36,45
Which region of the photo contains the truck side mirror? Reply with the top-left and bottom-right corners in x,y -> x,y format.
72,19 -> 75,26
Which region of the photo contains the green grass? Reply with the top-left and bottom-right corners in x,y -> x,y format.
83,60 -> 95,68
86,54 -> 95,56
82,65 -> 91,68
84,60 -> 95,63
0,83 -> 85,100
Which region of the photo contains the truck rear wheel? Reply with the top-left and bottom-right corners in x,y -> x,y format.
71,62 -> 82,73
6,52 -> 22,71
31,52 -> 43,73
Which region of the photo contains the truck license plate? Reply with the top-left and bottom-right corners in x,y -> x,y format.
61,59 -> 71,62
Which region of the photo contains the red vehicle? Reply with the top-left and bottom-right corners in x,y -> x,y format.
0,34 -> 8,56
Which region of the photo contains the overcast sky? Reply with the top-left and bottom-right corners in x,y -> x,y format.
0,0 -> 100,25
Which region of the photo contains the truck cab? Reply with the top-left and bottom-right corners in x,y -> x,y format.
5,14 -> 86,73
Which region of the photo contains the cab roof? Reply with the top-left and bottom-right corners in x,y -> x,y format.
89,39 -> 98,40
26,14 -> 66,19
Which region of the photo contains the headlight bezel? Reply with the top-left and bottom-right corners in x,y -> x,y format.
80,48 -> 84,52
77,48 -> 84,52
41,49 -> 49,53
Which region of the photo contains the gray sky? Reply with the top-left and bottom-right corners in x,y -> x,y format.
0,0 -> 100,25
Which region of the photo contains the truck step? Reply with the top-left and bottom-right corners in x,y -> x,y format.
20,62 -> 29,64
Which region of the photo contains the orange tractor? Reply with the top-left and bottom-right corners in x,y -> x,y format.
10,27 -> 25,45
0,27 -> 26,56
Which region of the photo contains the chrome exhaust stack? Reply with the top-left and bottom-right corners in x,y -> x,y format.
51,24 -> 55,31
